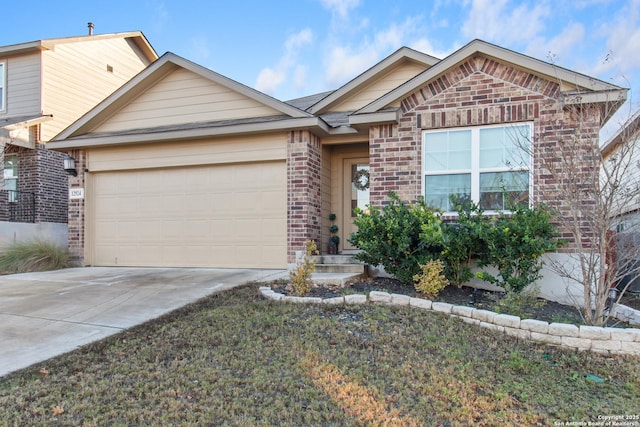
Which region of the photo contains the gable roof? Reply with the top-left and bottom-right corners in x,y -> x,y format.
602,109 -> 640,157
49,38 -> 630,149
0,32 -> 157,62
307,46 -> 439,115
354,39 -> 627,117
50,52 -> 321,147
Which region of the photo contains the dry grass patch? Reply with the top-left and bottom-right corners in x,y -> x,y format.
0,284 -> 638,426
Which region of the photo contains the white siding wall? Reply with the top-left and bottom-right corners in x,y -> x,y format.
1,53 -> 41,117
93,68 -> 282,134
603,132 -> 640,219
41,38 -> 151,141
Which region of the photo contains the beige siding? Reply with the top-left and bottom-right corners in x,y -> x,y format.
93,68 -> 283,134
41,38 -> 152,141
329,61 -> 426,112
87,161 -> 287,268
87,134 -> 287,172
1,53 -> 41,117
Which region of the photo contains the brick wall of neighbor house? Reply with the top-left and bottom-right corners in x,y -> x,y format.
16,144 -> 68,223
67,149 -> 86,263
287,130 -> 322,263
369,55 -> 602,251
18,144 -> 69,223
36,145 -> 68,223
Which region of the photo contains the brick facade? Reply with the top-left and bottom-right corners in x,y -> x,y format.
368,55 -> 601,250
287,130 -> 322,262
66,149 -> 86,263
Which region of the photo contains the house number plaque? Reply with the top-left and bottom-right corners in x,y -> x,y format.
69,188 -> 85,199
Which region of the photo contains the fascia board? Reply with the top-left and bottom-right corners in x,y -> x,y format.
48,117 -> 329,150
349,110 -> 400,127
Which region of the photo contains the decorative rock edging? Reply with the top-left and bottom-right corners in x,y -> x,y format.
259,287 -> 640,357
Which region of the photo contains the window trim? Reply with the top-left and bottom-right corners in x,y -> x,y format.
3,153 -> 18,203
0,61 -> 5,113
422,122 -> 533,212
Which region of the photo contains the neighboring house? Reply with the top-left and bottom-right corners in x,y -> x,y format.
0,30 -> 157,246
601,110 -> 640,292
48,39 -> 627,303
601,109 -> 640,228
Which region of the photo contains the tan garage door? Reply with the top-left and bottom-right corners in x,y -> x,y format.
90,161 -> 286,268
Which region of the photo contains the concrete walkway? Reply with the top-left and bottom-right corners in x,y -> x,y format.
0,267 -> 285,377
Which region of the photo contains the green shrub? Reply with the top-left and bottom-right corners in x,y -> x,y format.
289,240 -> 318,296
490,287 -> 547,319
413,259 -> 449,297
440,200 -> 487,287
349,192 -> 443,284
0,240 -> 70,274
476,203 -> 561,293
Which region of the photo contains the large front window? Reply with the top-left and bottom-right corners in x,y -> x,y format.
423,124 -> 531,212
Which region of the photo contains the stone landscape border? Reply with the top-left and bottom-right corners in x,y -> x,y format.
259,287 -> 640,357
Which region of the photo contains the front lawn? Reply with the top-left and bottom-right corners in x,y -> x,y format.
1,284 -> 638,426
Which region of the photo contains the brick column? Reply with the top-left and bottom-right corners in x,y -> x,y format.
369,120 -> 422,208
287,130 -> 322,263
67,149 -> 86,265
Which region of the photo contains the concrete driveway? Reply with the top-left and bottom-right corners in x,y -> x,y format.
0,267 -> 285,377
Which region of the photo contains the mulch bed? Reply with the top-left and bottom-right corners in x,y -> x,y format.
271,276 -> 639,328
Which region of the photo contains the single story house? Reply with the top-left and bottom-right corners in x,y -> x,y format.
48,39 -> 627,302
0,29 -> 157,245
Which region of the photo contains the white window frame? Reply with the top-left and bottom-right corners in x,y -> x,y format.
0,61 -> 5,112
422,122 -> 533,213
3,154 -> 18,202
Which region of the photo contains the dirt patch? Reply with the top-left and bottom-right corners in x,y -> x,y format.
272,277 -> 637,328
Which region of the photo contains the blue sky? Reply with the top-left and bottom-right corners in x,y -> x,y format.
2,0 -> 639,134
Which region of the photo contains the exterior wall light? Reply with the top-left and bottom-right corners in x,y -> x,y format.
64,154 -> 78,177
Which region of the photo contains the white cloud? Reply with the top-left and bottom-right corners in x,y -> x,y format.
525,22 -> 585,64
285,28 -> 313,50
323,16 -> 424,86
148,1 -> 169,32
591,1 -> 640,80
255,28 -> 313,95
410,39 -> 456,60
461,0 -> 550,45
188,36 -> 211,63
293,65 -> 308,91
320,0 -> 361,19
324,46 -> 379,85
255,67 -> 286,95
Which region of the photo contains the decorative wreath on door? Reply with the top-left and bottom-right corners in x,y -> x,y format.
353,168 -> 370,191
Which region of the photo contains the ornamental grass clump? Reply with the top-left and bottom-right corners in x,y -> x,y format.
289,240 -> 318,296
0,240 -> 70,274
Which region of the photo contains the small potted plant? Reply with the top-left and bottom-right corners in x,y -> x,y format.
328,213 -> 339,254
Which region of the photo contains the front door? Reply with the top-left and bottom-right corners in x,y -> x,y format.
343,158 -> 370,251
